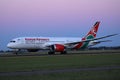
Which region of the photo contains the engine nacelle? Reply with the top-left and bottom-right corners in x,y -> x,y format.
52,44 -> 65,52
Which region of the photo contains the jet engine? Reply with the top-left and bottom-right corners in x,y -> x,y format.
51,44 -> 65,52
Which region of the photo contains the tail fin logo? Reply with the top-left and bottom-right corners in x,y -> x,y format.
92,27 -> 97,35
73,21 -> 100,49
84,21 -> 100,40
88,27 -> 97,38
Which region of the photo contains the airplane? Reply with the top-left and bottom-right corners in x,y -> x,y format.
7,21 -> 118,54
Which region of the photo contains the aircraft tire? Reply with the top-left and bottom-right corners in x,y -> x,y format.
61,51 -> 67,54
48,52 -> 55,55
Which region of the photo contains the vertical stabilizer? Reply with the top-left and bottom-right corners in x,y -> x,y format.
74,21 -> 100,49
83,21 -> 100,40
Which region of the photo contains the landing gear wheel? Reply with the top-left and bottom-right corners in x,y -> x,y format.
48,52 -> 55,55
61,51 -> 67,54
13,52 -> 18,55
13,49 -> 20,55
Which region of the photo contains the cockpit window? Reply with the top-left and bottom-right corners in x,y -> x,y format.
10,41 -> 16,43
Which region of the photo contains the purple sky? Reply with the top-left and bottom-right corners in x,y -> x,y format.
0,0 -> 120,50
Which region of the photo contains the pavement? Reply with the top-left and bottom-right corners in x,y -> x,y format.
0,66 -> 120,76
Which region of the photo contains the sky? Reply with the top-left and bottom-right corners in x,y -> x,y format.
0,0 -> 120,50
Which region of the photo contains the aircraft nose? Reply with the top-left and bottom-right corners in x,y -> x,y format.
7,43 -> 12,48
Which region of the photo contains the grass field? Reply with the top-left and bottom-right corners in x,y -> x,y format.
0,50 -> 120,80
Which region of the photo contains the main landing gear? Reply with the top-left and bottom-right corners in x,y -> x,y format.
48,51 -> 67,55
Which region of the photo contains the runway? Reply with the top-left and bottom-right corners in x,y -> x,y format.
0,66 -> 120,76
0,50 -> 120,57
0,50 -> 120,77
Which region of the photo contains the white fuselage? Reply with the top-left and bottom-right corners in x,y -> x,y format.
7,37 -> 82,50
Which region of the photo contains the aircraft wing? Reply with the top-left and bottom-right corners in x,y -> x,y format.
88,40 -> 112,47
92,40 -> 112,44
90,34 -> 118,41
65,34 -> 118,45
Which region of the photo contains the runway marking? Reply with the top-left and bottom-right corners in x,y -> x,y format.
0,66 -> 120,76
